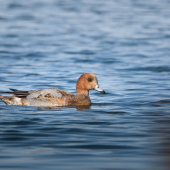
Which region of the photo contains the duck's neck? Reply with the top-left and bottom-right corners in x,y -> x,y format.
76,89 -> 89,96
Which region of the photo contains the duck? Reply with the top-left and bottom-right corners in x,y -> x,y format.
0,73 -> 106,107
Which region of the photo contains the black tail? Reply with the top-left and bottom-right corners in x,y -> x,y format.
0,89 -> 29,98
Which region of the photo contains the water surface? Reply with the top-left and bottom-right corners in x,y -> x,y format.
0,0 -> 170,170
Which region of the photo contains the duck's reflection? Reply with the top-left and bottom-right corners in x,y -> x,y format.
76,105 -> 91,110
36,105 -> 91,111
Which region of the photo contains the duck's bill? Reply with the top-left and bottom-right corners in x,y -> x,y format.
94,85 -> 106,94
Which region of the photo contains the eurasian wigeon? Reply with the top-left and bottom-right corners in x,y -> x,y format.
0,73 -> 106,107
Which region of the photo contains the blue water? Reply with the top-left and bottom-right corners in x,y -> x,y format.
0,0 -> 170,169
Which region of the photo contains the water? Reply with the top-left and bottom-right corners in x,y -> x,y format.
0,0 -> 170,169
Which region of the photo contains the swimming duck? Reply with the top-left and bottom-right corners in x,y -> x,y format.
0,73 -> 106,107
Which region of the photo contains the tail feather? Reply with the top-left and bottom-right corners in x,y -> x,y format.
0,89 -> 29,98
0,89 -> 27,105
10,88 -> 18,91
0,96 -> 22,105
0,96 -> 14,105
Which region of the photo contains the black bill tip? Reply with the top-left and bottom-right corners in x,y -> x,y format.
100,90 -> 106,94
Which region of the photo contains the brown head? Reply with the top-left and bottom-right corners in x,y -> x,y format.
76,73 -> 106,95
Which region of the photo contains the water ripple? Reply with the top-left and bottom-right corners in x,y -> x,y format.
0,0 -> 170,170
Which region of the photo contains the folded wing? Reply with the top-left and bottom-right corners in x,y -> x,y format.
1,88 -> 74,100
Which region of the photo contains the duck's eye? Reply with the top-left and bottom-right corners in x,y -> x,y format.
88,78 -> 92,82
